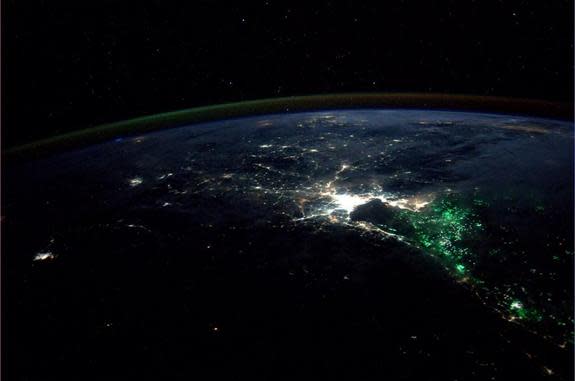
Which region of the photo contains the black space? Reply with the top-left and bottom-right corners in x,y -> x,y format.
2,0 -> 574,147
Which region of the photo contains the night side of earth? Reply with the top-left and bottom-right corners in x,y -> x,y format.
2,108 -> 573,380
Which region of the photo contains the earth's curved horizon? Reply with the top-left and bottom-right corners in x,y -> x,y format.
4,93 -> 573,160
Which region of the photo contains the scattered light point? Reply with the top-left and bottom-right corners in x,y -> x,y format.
34,252 -> 55,261
129,177 -> 143,187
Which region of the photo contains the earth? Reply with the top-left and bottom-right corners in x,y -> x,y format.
3,109 -> 574,380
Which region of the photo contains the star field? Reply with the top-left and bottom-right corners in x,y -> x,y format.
4,0 -> 573,147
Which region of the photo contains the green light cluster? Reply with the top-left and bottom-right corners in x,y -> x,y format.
509,300 -> 543,322
390,196 -> 547,327
369,193 -> 570,343
455,263 -> 466,273
395,197 -> 482,274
